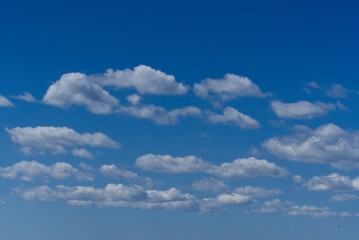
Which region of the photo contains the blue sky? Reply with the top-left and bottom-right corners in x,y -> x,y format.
1,0 -> 359,239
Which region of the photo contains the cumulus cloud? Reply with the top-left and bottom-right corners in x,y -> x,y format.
0,95 -> 14,107
0,160 -> 93,182
234,186 -> 282,198
6,126 -> 120,155
118,105 -> 201,125
194,73 -> 265,101
200,193 -> 255,213
252,199 -> 345,218
270,100 -> 337,119
92,65 -> 189,95
126,94 -> 142,105
191,178 -> 229,193
136,154 -> 288,179
13,92 -> 37,103
135,154 -> 210,173
99,164 -> 138,179
207,107 -> 260,129
72,148 -> 93,159
43,72 -> 120,114
304,173 -> 359,192
18,183 -> 198,211
263,123 -> 359,169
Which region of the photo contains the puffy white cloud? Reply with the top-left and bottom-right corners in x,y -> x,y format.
13,92 -> 36,103
263,123 -> 359,169
191,178 -> 229,193
6,126 -> 120,155
293,175 -> 304,183
305,173 -> 359,192
43,72 -> 120,114
194,74 -> 265,101
126,94 -> 142,105
135,154 -> 210,173
136,154 -> 288,179
99,164 -> 138,179
93,65 -> 189,95
118,105 -> 201,125
330,193 -> 359,202
0,95 -> 14,107
18,183 -> 198,211
208,157 -> 289,179
72,148 -> 93,159
0,160 -> 93,182
207,107 -> 260,129
234,186 -> 282,198
200,193 -> 255,213
252,199 -> 343,218
270,100 -> 336,119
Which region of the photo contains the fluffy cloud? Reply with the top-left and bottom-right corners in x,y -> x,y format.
263,123 -> 359,169
72,148 -> 93,159
234,186 -> 282,198
305,173 -> 359,192
0,161 -> 93,182
0,95 -> 14,107
136,154 -> 288,179
208,157 -> 288,179
13,92 -> 37,103
118,105 -> 201,125
6,126 -> 120,155
99,164 -> 138,179
43,72 -> 120,114
18,183 -> 198,211
191,178 -> 229,193
270,100 -> 336,119
194,74 -> 265,101
200,193 -> 255,213
135,154 -> 210,173
207,107 -> 260,129
252,199 -> 344,218
92,65 -> 189,95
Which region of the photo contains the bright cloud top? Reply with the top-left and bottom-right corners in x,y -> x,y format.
304,173 -> 359,192
207,107 -> 260,129
263,123 -> 359,169
6,126 -> 120,156
194,73 -> 265,101
136,154 -> 288,179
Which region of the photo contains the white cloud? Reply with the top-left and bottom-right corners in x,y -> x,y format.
118,105 -> 201,125
234,186 -> 283,198
330,193 -> 359,202
191,178 -> 229,193
13,92 -> 36,103
304,82 -> 358,98
18,183 -> 198,211
0,160 -> 93,182
72,148 -> 93,159
99,164 -> 138,179
6,126 -> 120,155
208,157 -> 289,179
93,65 -> 189,95
126,94 -> 142,105
263,123 -> 359,169
136,154 -> 288,179
270,100 -> 336,119
305,173 -> 359,192
293,175 -> 304,183
43,72 -> 120,114
207,107 -> 260,129
194,73 -> 265,101
0,95 -> 14,107
252,199 -> 343,218
135,154 -> 210,173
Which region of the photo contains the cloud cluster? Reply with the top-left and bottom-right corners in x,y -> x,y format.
136,154 -> 288,179
191,178 -> 229,193
270,100 -> 337,119
305,173 -> 359,192
263,123 -> 359,169
6,126 -> 120,156
305,82 -> 358,98
194,74 -> 265,101
207,107 -> 260,129
99,164 -> 138,179
0,161 -> 92,182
